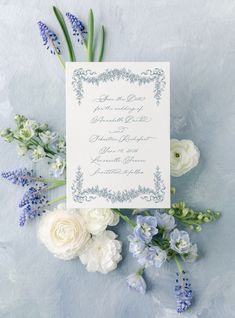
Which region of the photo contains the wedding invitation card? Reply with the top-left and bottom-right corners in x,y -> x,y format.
66,62 -> 170,208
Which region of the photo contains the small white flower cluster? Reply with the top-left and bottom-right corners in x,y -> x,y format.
0,115 -> 66,178
38,205 -> 122,274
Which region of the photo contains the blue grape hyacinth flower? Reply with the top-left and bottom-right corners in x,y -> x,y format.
66,12 -> 87,44
19,185 -> 49,226
1,169 -> 34,187
38,21 -> 61,55
175,271 -> 193,313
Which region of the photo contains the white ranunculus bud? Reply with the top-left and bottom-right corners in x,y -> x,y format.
78,208 -> 119,235
170,139 -> 200,177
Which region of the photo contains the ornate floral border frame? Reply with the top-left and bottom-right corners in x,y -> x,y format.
72,67 -> 166,105
71,166 -> 166,204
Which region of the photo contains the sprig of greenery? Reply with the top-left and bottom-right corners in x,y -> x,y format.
166,201 -> 221,232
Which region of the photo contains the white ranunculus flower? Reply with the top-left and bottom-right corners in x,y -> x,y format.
79,208 -> 119,235
38,204 -> 90,260
170,139 -> 200,177
79,230 -> 122,274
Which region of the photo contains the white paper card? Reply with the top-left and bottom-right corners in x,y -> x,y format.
66,62 -> 170,208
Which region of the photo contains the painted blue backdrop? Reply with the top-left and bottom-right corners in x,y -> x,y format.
0,0 -> 234,317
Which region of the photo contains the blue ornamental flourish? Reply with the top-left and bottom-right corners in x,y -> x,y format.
72,68 -> 166,105
71,166 -> 166,204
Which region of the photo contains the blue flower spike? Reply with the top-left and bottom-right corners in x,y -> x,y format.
37,21 -> 65,69
38,21 -> 61,55
66,13 -> 87,45
175,271 -> 193,313
1,169 -> 34,187
19,184 -> 49,227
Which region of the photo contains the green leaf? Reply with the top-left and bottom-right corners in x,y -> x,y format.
98,26 -> 105,62
87,9 -> 94,62
53,6 -> 76,62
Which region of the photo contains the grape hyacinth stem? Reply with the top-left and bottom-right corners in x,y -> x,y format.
174,255 -> 183,276
48,195 -> 66,206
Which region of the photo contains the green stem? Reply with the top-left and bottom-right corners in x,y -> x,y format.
55,51 -> 65,69
98,26 -> 105,62
87,9 -> 94,62
53,6 -> 76,62
112,209 -> 136,228
174,255 -> 183,276
46,182 -> 65,191
137,267 -> 145,276
48,195 -> 66,206
40,178 -> 65,184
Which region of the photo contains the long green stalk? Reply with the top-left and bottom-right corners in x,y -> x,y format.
48,195 -> 66,206
87,9 -> 94,62
53,6 -> 76,62
98,26 -> 105,62
174,255 -> 183,276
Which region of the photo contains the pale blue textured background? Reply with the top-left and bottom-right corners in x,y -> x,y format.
0,0 -> 234,317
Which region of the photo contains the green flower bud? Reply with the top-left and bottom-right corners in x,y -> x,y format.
168,208 -> 175,215
0,128 -> 14,142
172,203 -> 178,209
182,208 -> 189,216
195,225 -> 202,232
38,123 -> 49,132
14,114 -> 26,128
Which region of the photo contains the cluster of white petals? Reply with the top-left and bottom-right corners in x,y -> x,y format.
38,204 -> 90,260
79,231 -> 122,274
38,205 -> 122,273
79,208 -> 119,235
170,139 -> 200,177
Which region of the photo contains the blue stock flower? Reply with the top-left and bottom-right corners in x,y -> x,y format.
137,245 -> 167,268
128,234 -> 167,268
175,271 -> 193,313
134,215 -> 158,243
126,272 -> 146,295
66,13 -> 87,44
128,235 -> 145,258
38,21 -> 61,55
170,229 -> 191,254
155,211 -> 176,232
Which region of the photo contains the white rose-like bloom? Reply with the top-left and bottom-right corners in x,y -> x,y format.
170,139 -> 200,177
79,230 -> 122,274
38,205 -> 90,260
79,208 -> 119,235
